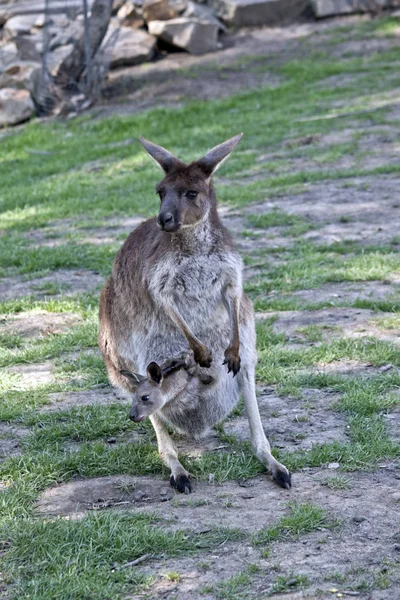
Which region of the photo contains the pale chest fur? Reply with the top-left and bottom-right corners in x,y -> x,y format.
148,250 -> 243,323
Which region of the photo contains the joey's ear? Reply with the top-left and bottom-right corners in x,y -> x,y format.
120,370 -> 146,386
146,362 -> 163,385
195,133 -> 243,178
139,137 -> 185,173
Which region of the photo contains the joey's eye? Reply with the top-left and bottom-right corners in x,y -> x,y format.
157,191 -> 164,201
186,190 -> 198,200
141,395 -> 150,402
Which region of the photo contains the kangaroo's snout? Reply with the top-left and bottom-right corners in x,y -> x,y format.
157,211 -> 180,233
129,405 -> 144,422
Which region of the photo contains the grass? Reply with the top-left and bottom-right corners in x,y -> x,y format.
252,502 -> 337,546
1,13 -> 400,600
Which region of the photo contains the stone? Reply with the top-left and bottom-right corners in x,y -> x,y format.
142,0 -> 187,22
0,42 -> 19,71
103,24 -> 156,68
0,87 -> 34,127
48,18 -> 84,51
0,0 -> 96,22
117,0 -> 144,27
211,0 -> 308,27
148,17 -> 219,54
46,44 -> 75,77
312,0 -> 395,18
3,13 -> 44,41
14,34 -> 43,61
183,0 -> 226,31
0,61 -> 41,96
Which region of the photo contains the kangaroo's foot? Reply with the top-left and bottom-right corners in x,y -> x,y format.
170,472 -> 192,494
269,462 -> 292,489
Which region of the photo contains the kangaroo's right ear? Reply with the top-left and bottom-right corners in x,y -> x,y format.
146,362 -> 163,386
139,137 -> 185,174
120,370 -> 146,385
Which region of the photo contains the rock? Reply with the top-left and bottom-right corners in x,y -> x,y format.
48,17 -> 84,51
14,34 -> 43,61
0,42 -> 19,71
0,88 -> 35,127
211,0 -> 308,27
47,44 -> 75,77
142,0 -> 187,22
0,61 -> 41,96
103,24 -> 156,68
183,0 -> 226,31
148,17 -> 219,54
327,462 -> 340,469
117,0 -> 144,27
0,0 -> 96,22
312,0 -> 394,18
3,13 -> 44,41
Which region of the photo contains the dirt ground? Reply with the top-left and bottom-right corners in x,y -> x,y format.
1,12 -> 400,600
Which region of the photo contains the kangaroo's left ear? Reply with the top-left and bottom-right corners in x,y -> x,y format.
147,362 -> 163,386
195,133 -> 243,178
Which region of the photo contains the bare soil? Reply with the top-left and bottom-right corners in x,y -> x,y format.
0,269 -> 105,299
36,466 -> 400,599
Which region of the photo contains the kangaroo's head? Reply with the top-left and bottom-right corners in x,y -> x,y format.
122,362 -> 167,422
139,134 -> 243,233
121,354 -> 193,422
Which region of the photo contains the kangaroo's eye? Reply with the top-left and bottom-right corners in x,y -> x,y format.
141,395 -> 150,402
186,190 -> 198,200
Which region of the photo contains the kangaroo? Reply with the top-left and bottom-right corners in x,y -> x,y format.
98,133 -> 291,492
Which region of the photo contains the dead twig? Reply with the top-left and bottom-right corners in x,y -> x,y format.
112,554 -> 152,571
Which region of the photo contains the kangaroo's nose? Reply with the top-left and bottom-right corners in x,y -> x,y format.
129,406 -> 139,421
160,212 -> 173,227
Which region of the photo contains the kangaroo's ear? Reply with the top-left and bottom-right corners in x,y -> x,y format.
139,137 -> 185,174
120,370 -> 146,386
196,133 -> 243,178
147,362 -> 163,386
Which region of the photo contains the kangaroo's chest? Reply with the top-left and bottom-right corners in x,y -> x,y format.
172,255 -> 227,302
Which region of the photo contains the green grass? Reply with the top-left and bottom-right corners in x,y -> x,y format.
252,502 -> 337,545
1,511 -> 242,600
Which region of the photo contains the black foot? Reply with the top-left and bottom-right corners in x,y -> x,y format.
170,474 -> 192,494
273,469 -> 292,489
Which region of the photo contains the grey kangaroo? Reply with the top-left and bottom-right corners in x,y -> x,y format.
98,134 -> 291,492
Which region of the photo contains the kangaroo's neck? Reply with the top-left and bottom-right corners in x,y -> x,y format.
170,206 -> 226,255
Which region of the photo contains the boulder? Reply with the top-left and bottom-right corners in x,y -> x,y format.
47,44 -> 75,77
0,88 -> 35,127
117,0 -> 144,27
3,13 -> 44,41
14,34 -> 43,61
0,0 -> 96,21
0,61 -> 41,96
148,17 -> 219,54
103,24 -> 156,68
48,18 -> 84,51
0,42 -> 19,71
312,0 -> 395,18
210,0 -> 308,27
183,1 -> 226,31
142,0 -> 187,22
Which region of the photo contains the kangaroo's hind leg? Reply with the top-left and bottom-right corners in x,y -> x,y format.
150,413 -> 192,494
240,365 -> 291,489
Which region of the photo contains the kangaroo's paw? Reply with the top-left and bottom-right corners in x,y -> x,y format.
193,344 -> 212,368
223,346 -> 241,376
170,474 -> 192,494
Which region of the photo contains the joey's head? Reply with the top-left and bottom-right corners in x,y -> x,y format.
121,362 -> 165,423
139,134 -> 243,233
